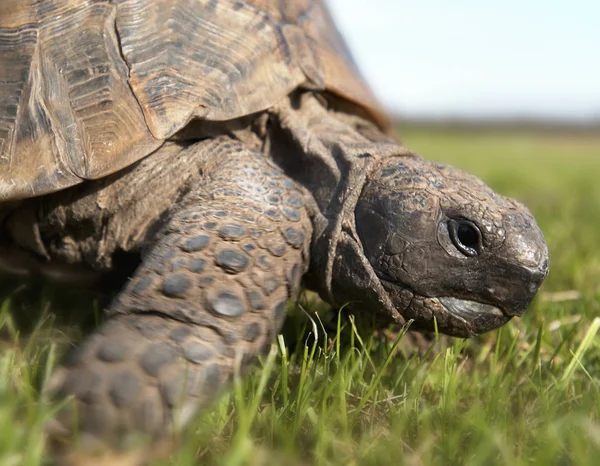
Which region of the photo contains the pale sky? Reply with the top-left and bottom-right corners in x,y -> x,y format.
327,0 -> 600,121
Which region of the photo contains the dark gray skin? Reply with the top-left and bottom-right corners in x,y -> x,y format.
0,94 -> 548,449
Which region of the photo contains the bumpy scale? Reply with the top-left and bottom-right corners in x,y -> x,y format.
47,136 -> 311,447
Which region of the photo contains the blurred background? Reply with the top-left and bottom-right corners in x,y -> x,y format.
328,0 -> 600,124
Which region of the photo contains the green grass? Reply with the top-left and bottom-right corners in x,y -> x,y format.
1,126 -> 599,465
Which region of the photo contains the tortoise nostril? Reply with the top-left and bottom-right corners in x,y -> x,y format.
532,258 -> 550,283
528,261 -> 549,290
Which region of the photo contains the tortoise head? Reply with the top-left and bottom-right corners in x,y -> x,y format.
351,155 -> 549,337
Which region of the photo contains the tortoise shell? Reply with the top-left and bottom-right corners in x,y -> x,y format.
0,0 -> 387,201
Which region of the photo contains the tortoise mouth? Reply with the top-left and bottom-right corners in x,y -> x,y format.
379,279 -> 512,335
435,297 -> 506,320
434,296 -> 512,335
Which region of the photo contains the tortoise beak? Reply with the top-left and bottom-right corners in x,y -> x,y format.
435,252 -> 549,326
434,297 -> 511,334
505,258 -> 550,316
436,297 -> 505,319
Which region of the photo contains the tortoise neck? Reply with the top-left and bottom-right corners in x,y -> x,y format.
263,94 -> 408,314
265,93 -> 400,219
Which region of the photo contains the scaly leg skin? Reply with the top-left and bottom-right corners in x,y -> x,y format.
46,136 -> 312,459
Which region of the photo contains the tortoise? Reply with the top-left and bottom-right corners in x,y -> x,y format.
0,0 -> 549,452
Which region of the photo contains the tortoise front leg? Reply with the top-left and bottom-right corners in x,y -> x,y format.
47,137 -> 312,449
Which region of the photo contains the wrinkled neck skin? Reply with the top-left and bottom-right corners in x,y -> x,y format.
267,93 -> 549,337
266,93 -> 414,325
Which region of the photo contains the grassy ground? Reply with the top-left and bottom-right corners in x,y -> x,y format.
1,126 -> 599,465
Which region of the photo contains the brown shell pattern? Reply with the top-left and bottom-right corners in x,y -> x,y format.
0,0 -> 386,201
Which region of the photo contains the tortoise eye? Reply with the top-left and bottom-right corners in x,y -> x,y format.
448,219 -> 482,257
